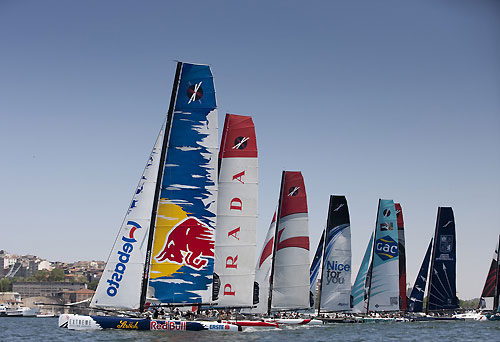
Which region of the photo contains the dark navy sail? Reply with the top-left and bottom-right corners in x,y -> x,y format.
427,207 -> 458,311
408,239 -> 432,312
310,231 -> 325,307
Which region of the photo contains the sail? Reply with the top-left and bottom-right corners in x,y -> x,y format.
351,232 -> 373,313
319,195 -> 351,312
479,237 -> 499,310
310,231 -> 325,308
368,199 -> 400,312
147,63 -> 218,305
245,212 -> 276,314
408,238 -> 433,312
427,207 -> 458,311
213,114 -> 258,307
91,129 -> 163,309
271,171 -> 310,311
395,203 -> 407,310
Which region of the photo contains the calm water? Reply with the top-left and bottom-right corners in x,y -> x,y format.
1,317 -> 499,342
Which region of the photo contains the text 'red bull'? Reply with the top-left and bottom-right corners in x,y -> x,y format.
106,221 -> 141,297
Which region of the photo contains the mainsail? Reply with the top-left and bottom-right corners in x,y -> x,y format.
426,207 -> 458,311
395,203 -> 407,310
147,63 -> 218,306
479,235 -> 499,310
351,232 -> 373,313
367,199 -> 400,312
91,129 -> 163,309
269,171 -> 310,312
213,114 -> 258,307
408,238 -> 433,312
318,195 -> 352,312
310,231 -> 325,308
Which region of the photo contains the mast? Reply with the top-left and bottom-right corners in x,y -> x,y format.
494,234 -> 500,310
365,200 -> 380,313
267,171 -> 286,316
425,209 -> 439,314
316,228 -> 327,316
139,62 -> 182,312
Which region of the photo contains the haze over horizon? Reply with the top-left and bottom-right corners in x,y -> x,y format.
1,0 -> 499,300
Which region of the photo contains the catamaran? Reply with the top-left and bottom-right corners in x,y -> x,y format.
310,195 -> 352,317
59,62 -> 239,332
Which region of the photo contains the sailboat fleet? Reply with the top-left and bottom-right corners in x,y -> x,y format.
58,62 -> 500,332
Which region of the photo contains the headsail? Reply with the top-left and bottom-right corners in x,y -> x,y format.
408,238 -> 433,312
318,195 -> 352,312
310,231 -> 325,308
270,171 -> 310,312
426,207 -> 458,311
147,63 -> 218,305
213,114 -> 258,307
246,212 -> 276,314
479,236 -> 499,310
91,129 -> 163,309
351,232 -> 373,313
367,199 -> 400,312
395,203 -> 407,310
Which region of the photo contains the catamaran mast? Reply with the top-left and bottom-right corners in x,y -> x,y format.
139,61 -> 183,312
316,228 -> 327,316
365,200 -> 380,314
494,234 -> 500,310
267,171 -> 286,316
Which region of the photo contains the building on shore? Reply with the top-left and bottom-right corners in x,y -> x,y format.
13,281 -> 88,299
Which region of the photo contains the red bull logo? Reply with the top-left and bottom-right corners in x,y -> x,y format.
150,320 -> 187,331
106,220 -> 141,297
154,217 -> 214,270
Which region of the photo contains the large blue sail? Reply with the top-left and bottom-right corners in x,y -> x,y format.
147,63 -> 218,305
408,238 -> 433,312
351,232 -> 373,313
427,207 -> 458,311
310,231 -> 325,308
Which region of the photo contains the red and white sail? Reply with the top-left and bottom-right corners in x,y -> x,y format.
271,171 -> 310,310
213,114 -> 258,307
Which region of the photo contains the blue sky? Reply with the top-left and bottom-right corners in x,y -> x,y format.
1,0 -> 499,299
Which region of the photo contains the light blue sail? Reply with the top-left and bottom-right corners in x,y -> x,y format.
351,232 -> 373,313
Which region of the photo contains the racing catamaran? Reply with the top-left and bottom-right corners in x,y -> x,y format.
59,62 -> 239,332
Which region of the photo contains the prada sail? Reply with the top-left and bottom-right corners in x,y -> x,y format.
213,114 -> 258,307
